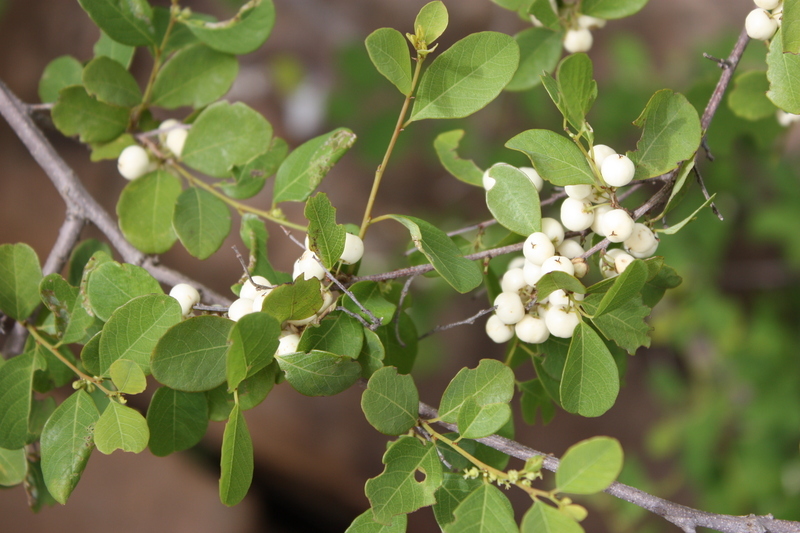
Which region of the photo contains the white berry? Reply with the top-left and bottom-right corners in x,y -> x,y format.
508,256 -> 526,270
777,109 -> 800,127
340,233 -> 364,264
577,14 -> 606,29
754,0 -> 781,10
494,292 -> 526,325
557,238 -> 584,259
544,305 -> 581,338
563,28 -> 593,54
591,204 -> 613,235
292,250 -> 326,281
482,167 -> 497,191
601,154 -> 635,187
624,223 -> 659,258
275,333 -> 301,356
239,275 -> 273,300
547,289 -> 571,307
541,217 -> 565,246
166,128 -> 188,157
515,315 -> 550,344
523,261 -> 543,287
746,8 -> 778,40
560,198 -> 595,231
252,287 -> 274,312
572,258 -> 589,278
541,255 -> 576,276
501,267 -> 527,293
486,314 -> 515,343
117,145 -> 150,180
614,251 -> 635,274
169,283 -> 200,317
520,167 -> 544,192
523,232 -> 556,265
602,209 -> 635,243
591,144 -> 616,169
565,184 -> 592,200
228,297 -> 254,322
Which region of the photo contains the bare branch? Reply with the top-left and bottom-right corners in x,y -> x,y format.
418,306 -> 496,340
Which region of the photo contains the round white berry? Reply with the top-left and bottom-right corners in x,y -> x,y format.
251,287 -> 274,312
318,289 -> 337,315
547,289 -> 571,307
591,144 -> 616,169
746,8 -> 778,40
587,188 -> 611,205
565,184 -> 593,200
614,251 -> 635,274
520,167 -> 544,192
601,248 -> 625,278
560,197 -> 594,231
541,255 -> 576,276
117,145 -> 150,180
275,333 -> 301,356
544,305 -> 581,338
602,209 -> 635,243
239,275 -> 273,300
292,250 -> 326,281
486,314 -> 515,343
523,261 -> 543,287
508,255 -> 526,270
601,154 -> 635,187
557,238 -> 584,259
754,0 -> 781,10
777,109 -> 800,127
494,292 -> 526,325
523,232 -> 555,265
482,167 -> 497,191
169,283 -> 200,317
340,233 -> 364,264
591,204 -> 613,235
577,14 -> 606,29
501,267 -> 527,293
572,258 -> 589,278
228,298 -> 254,322
624,223 -> 658,258
515,315 -> 550,344
166,128 -> 188,158
541,217 -> 565,247
563,28 -> 593,54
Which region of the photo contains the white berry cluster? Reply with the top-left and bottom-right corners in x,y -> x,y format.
116,119 -> 189,181
746,0 -> 782,41
484,144 -> 660,345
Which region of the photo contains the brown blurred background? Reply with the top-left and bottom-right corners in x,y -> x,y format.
0,0 -> 759,532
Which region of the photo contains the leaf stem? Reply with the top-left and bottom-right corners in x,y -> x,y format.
358,56 -> 426,239
134,4 -> 178,124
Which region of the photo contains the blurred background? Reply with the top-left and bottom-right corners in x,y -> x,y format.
1,0 -> 799,531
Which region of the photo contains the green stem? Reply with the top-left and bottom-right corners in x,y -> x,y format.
134,2 -> 178,124
358,56 -> 426,239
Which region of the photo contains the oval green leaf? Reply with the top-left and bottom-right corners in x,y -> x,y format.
506,27 -> 562,92
183,0 -> 275,55
506,129 -> 595,186
82,55 -> 142,107
433,129 -> 484,187
276,350 -> 361,397
38,56 -> 84,103
226,311 -> 280,391
94,401 -> 150,454
173,187 -> 232,260
117,169 -> 182,254
219,404 -> 254,506
305,192 -> 346,269
366,27 -> 413,95
85,260 -> 163,322
52,86 -> 129,143
146,387 -> 208,457
580,0 -> 650,19
150,44 -> 239,109
77,0 -> 157,47
559,322 -> 620,417
0,243 -> 43,321
556,436 -> 623,494
443,483 -> 517,533
728,70 -> 776,121
361,366 -> 419,435
0,352 -> 46,450
438,359 -> 514,426
298,311 -> 364,359
521,501 -> 584,533
486,163 -> 542,236
109,359 -> 147,394
93,30 -> 135,69
415,1 -> 448,45
767,28 -> 800,114
345,509 -> 407,533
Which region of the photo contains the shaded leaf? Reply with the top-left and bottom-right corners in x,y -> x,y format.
560,322 -> 619,417
52,85 -> 129,144
173,187 -> 232,260
147,387 -> 208,457
593,258 -> 647,317
84,260 -> 162,322
346,510 -> 407,533
521,501 -> 584,533
39,274 -> 95,344
77,0 -> 157,47
93,30 -> 135,68
433,129 -> 484,187
38,56 -> 84,103
305,193 -> 346,269
506,28 -> 562,92
221,137 -> 288,199
259,277 -> 322,324
585,295 -> 651,355
0,447 -> 27,487
277,350 -> 361,396
117,170 -> 182,254
298,311 -> 364,359
0,352 -> 46,449
150,44 -> 238,109
433,474 -> 482,529
0,243 -> 43,321
183,0 -> 275,55
728,70 -> 776,121
219,404 -> 253,506
443,483 -> 518,533
226,311 -> 280,391
82,55 -> 142,107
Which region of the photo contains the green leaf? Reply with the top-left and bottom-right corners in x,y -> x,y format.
547,53 -> 597,131
183,0 -> 275,55
305,193 -> 346,269
226,311 -> 280,391
150,44 -> 238,109
641,262 -> 681,308
506,28 -> 562,92
173,187 -> 232,260
239,214 -> 288,285
77,0 -> 157,46
32,339 -> 78,392
728,71 -> 776,121
94,401 -> 150,454
82,55 -> 142,107
259,277 -> 322,324
627,89 -> 701,180
386,215 -> 482,294
586,295 -> 651,355
593,258 -> 647,317
93,30 -> 135,69
486,164 -> 542,236
409,32 -> 519,122
90,133 -> 136,162
28,397 -> 57,445
433,129 -> 484,187
0,243 -> 43,321
443,483 -> 518,533
85,260 -> 162,322
221,137 -> 288,200
146,387 -> 208,457
276,350 -> 361,396
219,404 -> 254,506
361,366 -> 419,435
657,193 -> 716,235
784,0 -> 800,53
151,316 -> 234,392
365,436 -> 443,524
529,0 -> 560,30
560,322 -> 619,417
768,29 -> 800,114
39,274 -> 95,344
207,363 -> 279,421
0,352 -> 45,449
298,311 -> 364,359
273,128 -> 357,203
521,501 -> 584,533
343,281 -> 397,325
415,1 -> 448,44
519,379 -> 555,425
117,170 -> 182,254
580,0 -> 650,19
433,474 -> 482,529
38,56 -> 84,103
506,129 -> 595,186
80,332 -> 102,377
40,390 -> 100,503
51,85 -> 129,143
376,313 -> 418,374
68,239 -> 112,287
365,28 -> 413,95
536,272 -> 586,301
346,510 -> 407,533
438,359 -> 514,438
182,101 -> 273,178
556,436 -> 623,494
0,446 -> 27,487
358,328 -> 386,379
109,359 -> 147,394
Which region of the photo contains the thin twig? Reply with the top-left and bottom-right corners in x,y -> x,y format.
335,306 -> 373,329
692,166 -> 723,220
395,275 -> 416,347
419,306 -> 496,340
